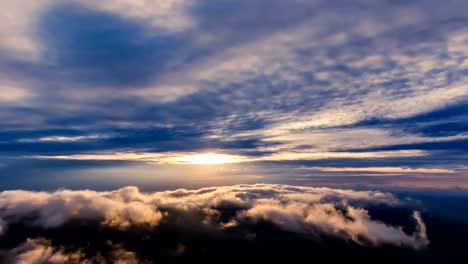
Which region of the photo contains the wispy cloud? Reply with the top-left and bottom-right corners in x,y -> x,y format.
304,167 -> 455,174
0,0 -> 466,187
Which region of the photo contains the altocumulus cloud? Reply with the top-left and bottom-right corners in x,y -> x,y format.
0,184 -> 429,260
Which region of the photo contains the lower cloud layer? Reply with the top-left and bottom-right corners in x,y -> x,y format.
0,184 -> 429,263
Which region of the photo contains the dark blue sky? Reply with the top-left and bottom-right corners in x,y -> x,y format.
0,0 -> 467,190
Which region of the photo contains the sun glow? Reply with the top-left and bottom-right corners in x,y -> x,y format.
175,153 -> 237,164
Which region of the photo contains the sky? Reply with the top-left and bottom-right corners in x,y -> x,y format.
0,0 -> 467,191
2,1 -> 468,263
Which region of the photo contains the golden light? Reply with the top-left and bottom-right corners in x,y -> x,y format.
175,153 -> 237,164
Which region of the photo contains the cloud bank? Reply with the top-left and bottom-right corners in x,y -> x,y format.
0,187 -> 163,231
0,184 -> 428,259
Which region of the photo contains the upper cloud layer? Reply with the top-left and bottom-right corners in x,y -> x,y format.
0,0 -> 467,187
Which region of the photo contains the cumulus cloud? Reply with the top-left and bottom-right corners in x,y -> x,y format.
148,183 -> 398,210
0,184 -> 428,251
0,186 -> 163,231
237,201 -> 428,249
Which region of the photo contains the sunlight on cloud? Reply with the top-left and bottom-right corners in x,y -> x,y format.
29,150 -> 428,165
0,0 -> 54,58
171,153 -> 244,164
29,152 -> 248,165
29,152 -> 167,163
5,238 -> 141,264
255,150 -> 428,161
0,85 -> 30,103
1,0 -> 466,191
269,85 -> 468,131
0,184 -> 429,250
78,0 -> 194,31
19,134 -> 104,143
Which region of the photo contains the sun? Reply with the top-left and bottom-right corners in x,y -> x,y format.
175,153 -> 236,164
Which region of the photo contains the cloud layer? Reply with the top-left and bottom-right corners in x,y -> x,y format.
4,238 -> 142,264
0,186 -> 163,231
0,184 -> 428,256
0,0 -> 467,189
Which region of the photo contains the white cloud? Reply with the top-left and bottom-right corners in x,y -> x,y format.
28,149 -> 428,164
0,0 -> 55,59
77,0 -> 194,32
0,84 -> 31,103
150,184 -> 427,249
19,134 -> 105,143
0,186 -> 163,231
236,201 -> 428,249
0,184 -> 428,250
268,85 -> 468,131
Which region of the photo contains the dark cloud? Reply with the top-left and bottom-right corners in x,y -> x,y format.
0,125 -> 277,158
344,139 -> 468,153
411,122 -> 468,137
36,3 -> 189,87
352,101 -> 468,138
193,0 -> 316,44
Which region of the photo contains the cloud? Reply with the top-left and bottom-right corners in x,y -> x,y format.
0,0 -> 55,58
236,201 -> 428,249
4,238 -> 84,264
3,238 -> 143,264
345,138 -> 468,153
154,185 -> 427,249
0,0 -> 192,58
307,167 -> 455,174
0,186 -> 163,231
19,134 -> 105,143
0,184 -> 429,251
37,3 -> 190,88
26,149 -> 426,165
0,0 -> 467,189
78,0 -> 193,32
0,84 -> 30,104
